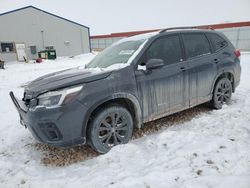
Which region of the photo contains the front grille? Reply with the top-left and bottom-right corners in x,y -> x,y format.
23,92 -> 33,100
23,91 -> 34,106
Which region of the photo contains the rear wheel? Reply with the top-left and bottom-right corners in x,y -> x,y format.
211,77 -> 232,109
88,105 -> 133,154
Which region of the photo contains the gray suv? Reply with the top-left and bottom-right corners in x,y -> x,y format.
10,27 -> 241,153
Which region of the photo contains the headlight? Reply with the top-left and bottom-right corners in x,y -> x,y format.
37,85 -> 83,108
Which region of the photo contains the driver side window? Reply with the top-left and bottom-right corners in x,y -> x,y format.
142,35 -> 183,65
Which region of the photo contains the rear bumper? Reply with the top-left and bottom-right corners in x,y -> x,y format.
9,91 -> 87,147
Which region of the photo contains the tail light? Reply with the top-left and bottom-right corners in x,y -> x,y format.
234,50 -> 241,58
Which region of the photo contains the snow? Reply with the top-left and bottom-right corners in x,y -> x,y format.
127,39 -> 148,65
0,53 -> 250,188
138,64 -> 147,71
109,31 -> 158,66
115,31 -> 158,44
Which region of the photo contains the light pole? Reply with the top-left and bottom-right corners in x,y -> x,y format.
40,30 -> 45,49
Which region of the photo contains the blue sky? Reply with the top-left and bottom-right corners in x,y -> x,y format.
0,0 -> 250,35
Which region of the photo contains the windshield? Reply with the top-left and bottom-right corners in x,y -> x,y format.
87,39 -> 146,69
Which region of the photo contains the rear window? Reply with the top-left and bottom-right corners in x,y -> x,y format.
207,33 -> 228,52
183,33 -> 211,59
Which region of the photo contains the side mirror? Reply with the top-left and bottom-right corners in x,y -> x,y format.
146,59 -> 164,70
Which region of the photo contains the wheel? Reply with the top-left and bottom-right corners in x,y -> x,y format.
211,77 -> 232,109
88,105 -> 133,154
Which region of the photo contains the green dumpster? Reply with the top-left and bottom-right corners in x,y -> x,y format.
47,50 -> 56,60
38,50 -> 57,60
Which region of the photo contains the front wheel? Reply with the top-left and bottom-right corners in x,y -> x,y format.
88,105 -> 133,154
211,77 -> 232,109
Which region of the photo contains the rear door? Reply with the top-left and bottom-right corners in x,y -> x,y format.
206,32 -> 230,68
181,32 -> 216,107
135,34 -> 189,122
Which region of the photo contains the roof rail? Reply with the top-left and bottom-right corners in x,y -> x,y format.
198,26 -> 214,30
159,26 -> 214,33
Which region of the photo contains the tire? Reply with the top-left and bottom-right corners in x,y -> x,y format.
88,105 -> 134,154
211,77 -> 232,109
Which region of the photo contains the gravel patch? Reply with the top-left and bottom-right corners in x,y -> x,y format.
34,104 -> 211,166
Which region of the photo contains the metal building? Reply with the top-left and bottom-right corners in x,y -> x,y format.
90,22 -> 250,51
0,6 -> 91,62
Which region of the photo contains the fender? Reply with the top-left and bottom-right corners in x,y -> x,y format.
81,92 -> 143,138
210,69 -> 235,95
111,92 -> 142,128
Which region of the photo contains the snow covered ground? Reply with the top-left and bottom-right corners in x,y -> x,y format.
0,53 -> 250,188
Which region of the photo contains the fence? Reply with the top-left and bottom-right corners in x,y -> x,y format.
91,26 -> 250,51
218,27 -> 250,51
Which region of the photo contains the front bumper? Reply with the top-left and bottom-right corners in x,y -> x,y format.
9,91 -> 87,147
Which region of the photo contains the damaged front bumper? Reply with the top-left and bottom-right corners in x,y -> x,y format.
9,91 -> 87,147
9,91 -> 28,127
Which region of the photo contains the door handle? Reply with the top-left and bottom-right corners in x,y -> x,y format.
180,67 -> 186,72
214,59 -> 220,64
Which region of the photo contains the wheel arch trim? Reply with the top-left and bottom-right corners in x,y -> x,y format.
81,92 -> 143,138
211,69 -> 235,94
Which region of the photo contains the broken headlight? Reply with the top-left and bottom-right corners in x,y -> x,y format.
37,86 -> 83,108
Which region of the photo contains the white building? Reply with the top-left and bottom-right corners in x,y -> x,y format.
90,22 -> 250,51
0,6 -> 91,62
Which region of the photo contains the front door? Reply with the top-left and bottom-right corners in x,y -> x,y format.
135,34 -> 189,122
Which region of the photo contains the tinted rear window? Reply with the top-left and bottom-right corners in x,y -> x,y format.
207,33 -> 228,52
183,33 -> 211,59
144,35 -> 183,65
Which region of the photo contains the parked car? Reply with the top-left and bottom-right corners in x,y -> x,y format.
10,27 -> 241,153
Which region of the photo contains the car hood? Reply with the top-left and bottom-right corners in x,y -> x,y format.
25,67 -> 112,96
